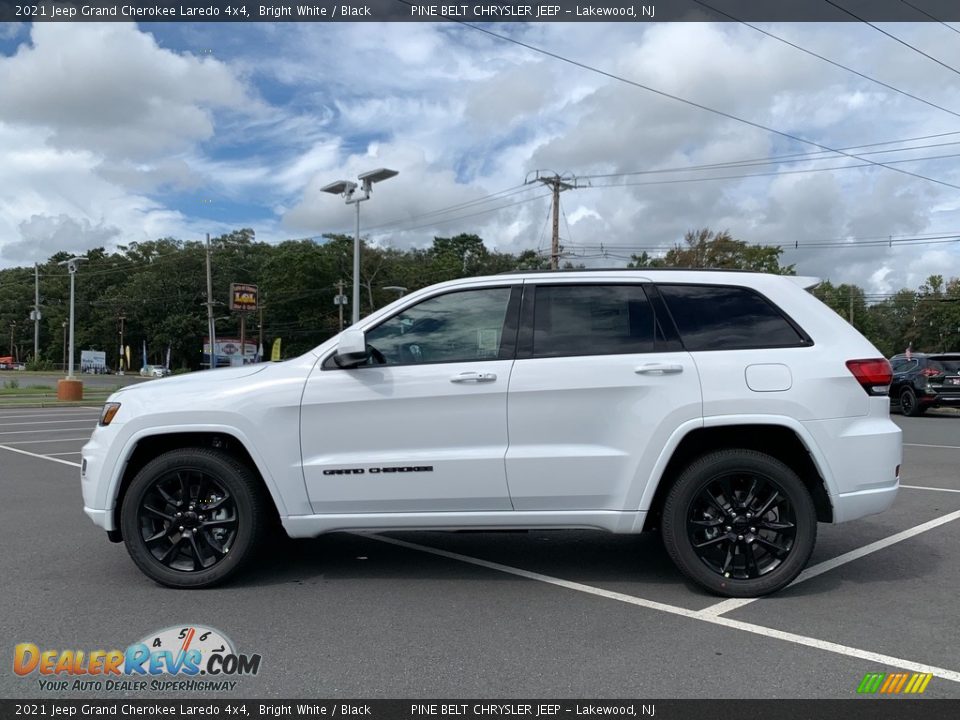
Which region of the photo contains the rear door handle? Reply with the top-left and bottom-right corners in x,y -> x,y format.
450,371 -> 498,383
635,363 -> 684,375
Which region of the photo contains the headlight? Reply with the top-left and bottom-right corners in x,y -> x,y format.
99,402 -> 121,426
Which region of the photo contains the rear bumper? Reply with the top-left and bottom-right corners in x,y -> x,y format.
801,412 -> 902,523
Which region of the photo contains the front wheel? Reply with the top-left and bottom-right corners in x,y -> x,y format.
661,450 -> 817,597
120,448 -> 267,588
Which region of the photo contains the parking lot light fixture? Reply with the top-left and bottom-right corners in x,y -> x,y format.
322,168 -> 398,326
57,257 -> 87,379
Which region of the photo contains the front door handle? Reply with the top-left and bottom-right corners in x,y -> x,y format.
635,363 -> 684,375
450,371 -> 497,384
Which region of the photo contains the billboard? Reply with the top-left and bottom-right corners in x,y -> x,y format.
80,350 -> 107,374
229,283 -> 259,312
203,337 -> 258,366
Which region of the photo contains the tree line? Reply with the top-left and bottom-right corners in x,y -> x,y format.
0,227 -> 956,370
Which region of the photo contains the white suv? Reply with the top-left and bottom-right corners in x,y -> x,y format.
82,270 -> 901,596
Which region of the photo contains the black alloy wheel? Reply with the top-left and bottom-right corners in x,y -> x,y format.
121,448 -> 266,588
900,387 -> 923,417
661,449 -> 817,597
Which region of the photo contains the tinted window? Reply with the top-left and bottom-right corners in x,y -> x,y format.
532,285 -> 655,358
928,357 -> 960,374
891,358 -> 917,373
364,287 -> 511,366
658,284 -> 807,351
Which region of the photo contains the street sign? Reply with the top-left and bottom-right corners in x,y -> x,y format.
333,294 -> 349,305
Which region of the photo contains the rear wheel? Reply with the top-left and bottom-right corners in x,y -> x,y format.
121,448 -> 266,588
661,449 -> 817,597
900,387 -> 924,417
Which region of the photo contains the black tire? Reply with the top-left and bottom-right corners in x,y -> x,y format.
121,448 -> 267,589
899,387 -> 924,417
661,449 -> 817,597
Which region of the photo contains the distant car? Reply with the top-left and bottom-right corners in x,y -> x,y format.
140,365 -> 171,378
890,353 -> 960,416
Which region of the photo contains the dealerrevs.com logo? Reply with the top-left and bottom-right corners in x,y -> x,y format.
14,625 -> 262,693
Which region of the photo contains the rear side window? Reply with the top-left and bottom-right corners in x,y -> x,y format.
532,285 -> 656,358
658,284 -> 809,351
928,357 -> 960,374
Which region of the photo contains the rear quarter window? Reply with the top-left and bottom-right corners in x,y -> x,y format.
658,283 -> 810,352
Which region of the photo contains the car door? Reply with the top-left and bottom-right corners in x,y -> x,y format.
300,284 -> 520,514
504,281 -> 702,512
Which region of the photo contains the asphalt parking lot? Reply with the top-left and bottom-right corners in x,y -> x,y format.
1,406 -> 958,699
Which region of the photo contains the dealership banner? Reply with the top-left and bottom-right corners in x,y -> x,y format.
3,0 -> 959,23
0,700 -> 956,720
203,337 -> 257,361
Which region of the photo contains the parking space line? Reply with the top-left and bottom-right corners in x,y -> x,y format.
699,508 -> 960,618
45,451 -> 82,456
1,438 -> 90,445
367,533 -> 960,683
901,484 -> 960,494
0,427 -> 96,435
0,411 -> 101,420
0,444 -> 82,468
904,442 -> 960,450
0,419 -> 101,426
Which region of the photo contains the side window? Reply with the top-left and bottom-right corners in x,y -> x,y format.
532,285 -> 655,358
363,287 -> 512,366
658,284 -> 809,351
891,358 -> 917,373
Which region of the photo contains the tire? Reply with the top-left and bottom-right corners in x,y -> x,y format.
121,448 -> 267,589
899,387 -> 924,417
661,449 -> 817,598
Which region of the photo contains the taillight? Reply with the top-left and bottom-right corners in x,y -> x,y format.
846,359 -> 893,396
921,368 -> 940,378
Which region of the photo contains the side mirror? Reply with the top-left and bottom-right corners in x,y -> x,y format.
334,328 -> 368,367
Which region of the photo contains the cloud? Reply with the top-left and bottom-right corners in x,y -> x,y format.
4,214 -> 121,262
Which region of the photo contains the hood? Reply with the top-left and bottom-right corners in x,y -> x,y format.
115,364 -> 270,396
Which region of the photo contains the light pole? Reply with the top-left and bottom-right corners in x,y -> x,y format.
321,168 -> 398,326
58,257 -> 86,379
62,321 -> 67,370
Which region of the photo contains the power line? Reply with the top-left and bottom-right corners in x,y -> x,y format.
823,0 -> 960,78
898,0 -> 960,34
454,19 -> 960,192
693,0 -> 960,120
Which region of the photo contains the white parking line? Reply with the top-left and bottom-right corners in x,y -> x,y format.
367,533 -> 960,684
699,508 -> 960,618
0,427 -> 96,436
1,438 -> 90,445
0,419 -> 101,426
0,444 -> 82,468
904,442 -> 960,449
0,411 -> 100,420
45,451 -> 82,456
901,483 -> 960,494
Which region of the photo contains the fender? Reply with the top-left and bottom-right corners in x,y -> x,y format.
100,423 -> 291,532
631,414 -> 838,531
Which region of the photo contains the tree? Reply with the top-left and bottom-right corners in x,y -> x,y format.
629,228 -> 794,274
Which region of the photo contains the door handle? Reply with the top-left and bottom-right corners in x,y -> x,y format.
450,371 -> 497,383
635,363 -> 684,375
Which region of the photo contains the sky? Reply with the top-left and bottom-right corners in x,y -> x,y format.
1,19 -> 960,296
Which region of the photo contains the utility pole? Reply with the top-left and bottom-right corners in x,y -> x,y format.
32,263 -> 40,361
258,304 -> 264,361
527,171 -> 579,270
205,233 -> 217,368
849,290 -> 854,325
118,312 -> 126,374
9,321 -> 15,360
337,279 -> 345,332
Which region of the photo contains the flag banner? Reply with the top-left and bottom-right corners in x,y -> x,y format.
271,338 -> 282,362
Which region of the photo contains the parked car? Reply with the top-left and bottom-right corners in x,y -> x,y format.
139,365 -> 171,378
82,270 -> 901,597
889,352 -> 960,416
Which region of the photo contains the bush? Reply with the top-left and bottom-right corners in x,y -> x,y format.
25,358 -> 55,371
3,379 -> 20,390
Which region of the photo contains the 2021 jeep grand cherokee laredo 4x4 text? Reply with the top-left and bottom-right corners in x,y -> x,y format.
82,270 -> 901,597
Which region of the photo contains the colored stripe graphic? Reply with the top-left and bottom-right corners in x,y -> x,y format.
858,672 -> 932,694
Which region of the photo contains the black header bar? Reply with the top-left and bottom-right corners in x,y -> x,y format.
3,0 -> 960,23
